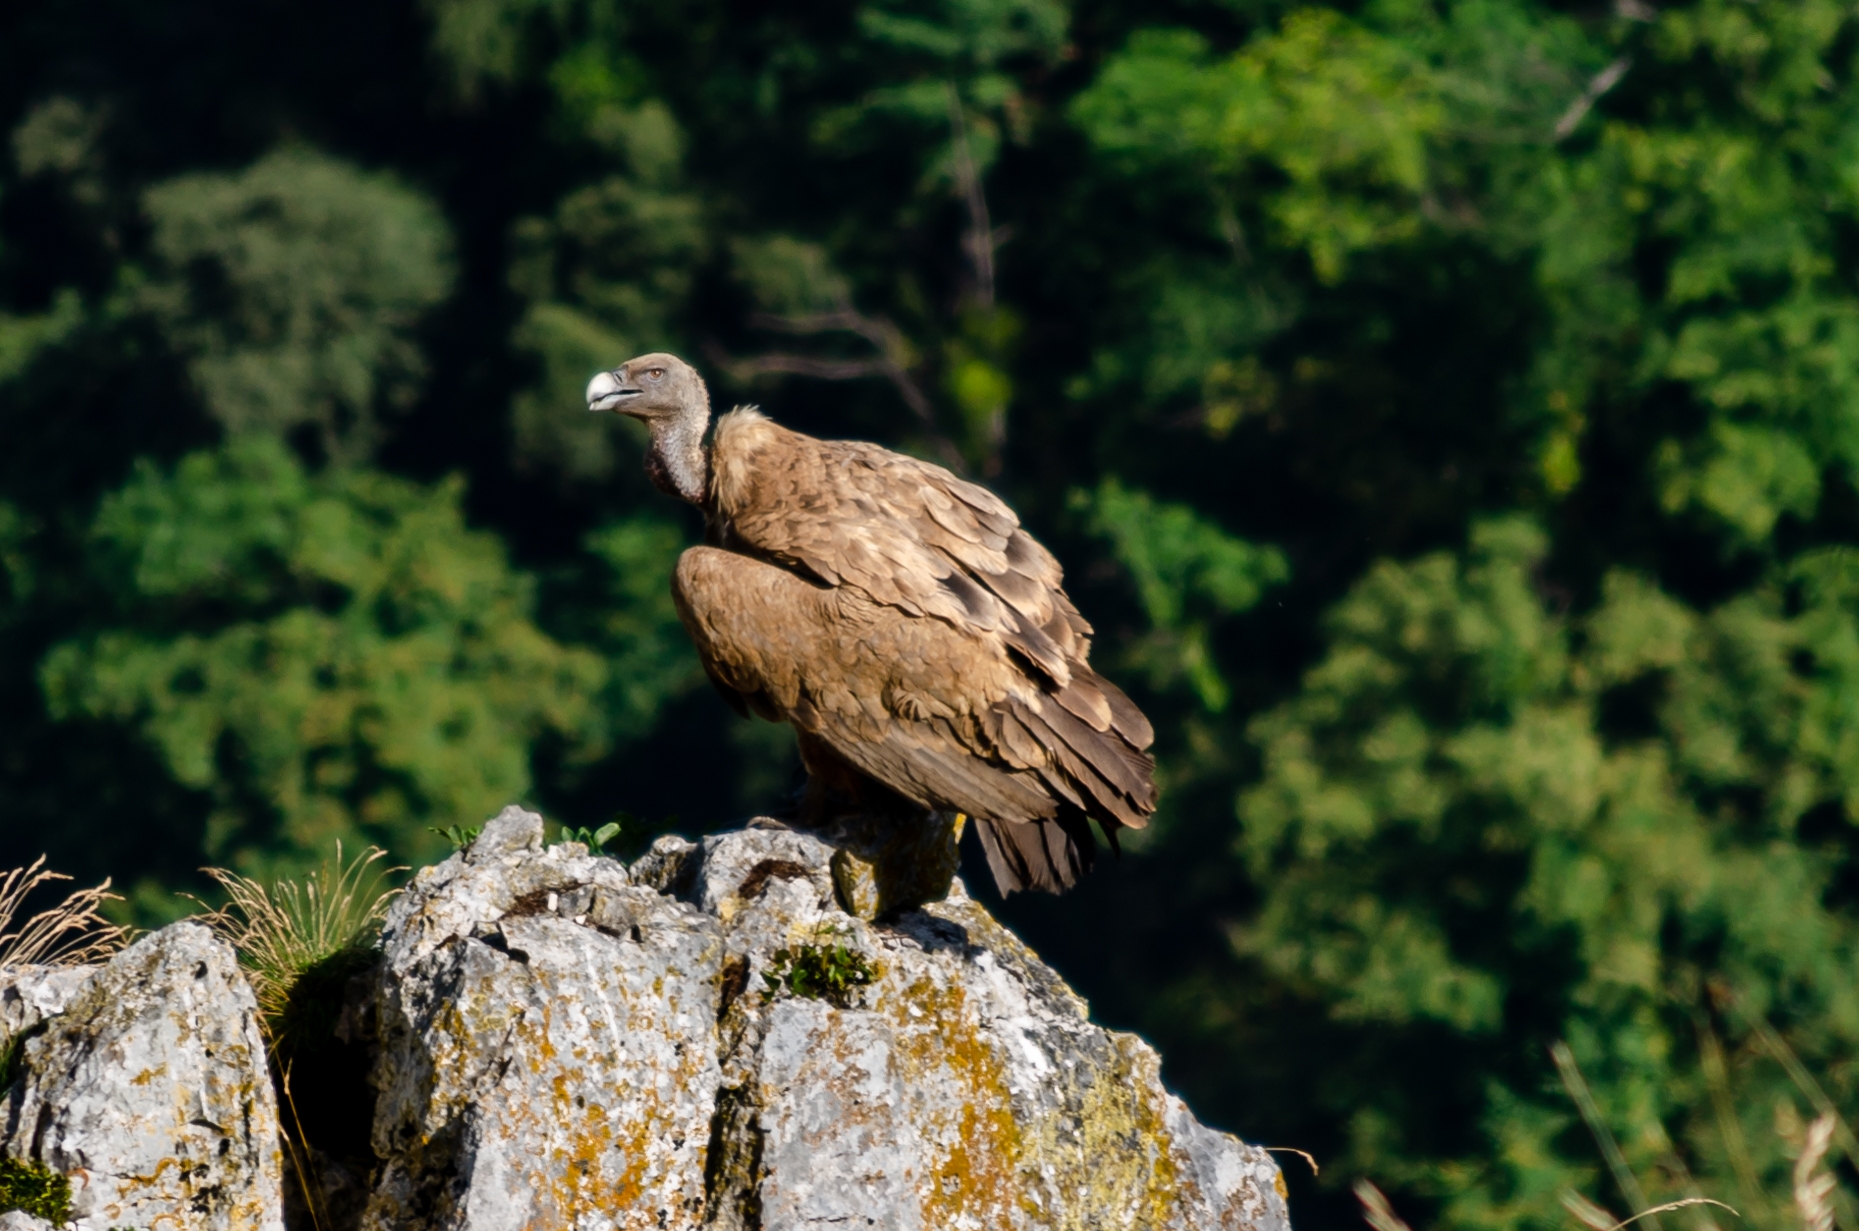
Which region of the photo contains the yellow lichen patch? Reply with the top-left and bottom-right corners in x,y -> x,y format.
434,948 -> 714,1231
883,970 -> 1032,1228
1048,1034 -> 1198,1229
119,1155 -> 179,1186
521,986 -> 657,1228
539,1066 -> 651,1226
886,903 -> 1220,1228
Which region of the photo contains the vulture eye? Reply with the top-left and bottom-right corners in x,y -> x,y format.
645,368 -> 665,381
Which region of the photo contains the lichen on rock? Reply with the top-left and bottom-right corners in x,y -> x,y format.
364,805 -> 725,1231
353,810 -> 1287,1231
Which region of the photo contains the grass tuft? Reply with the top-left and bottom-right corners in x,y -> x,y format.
1354,1179 -> 1413,1231
196,843 -> 401,1036
197,845 -> 402,1231
0,856 -> 128,970
1791,1113 -> 1836,1231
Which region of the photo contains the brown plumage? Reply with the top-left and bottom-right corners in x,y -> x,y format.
586,352 -> 1158,894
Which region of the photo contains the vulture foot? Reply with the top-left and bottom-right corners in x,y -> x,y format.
802,808 -> 966,920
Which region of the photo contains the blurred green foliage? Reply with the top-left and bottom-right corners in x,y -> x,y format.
1082,477 -> 1288,712
139,149 -> 454,460
8,0 -> 1859,1228
40,438 -> 602,882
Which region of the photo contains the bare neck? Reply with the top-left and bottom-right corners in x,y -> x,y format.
645,412 -> 710,505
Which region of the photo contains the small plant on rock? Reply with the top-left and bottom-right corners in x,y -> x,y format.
427,824 -> 482,852
761,924 -> 876,1008
556,810 -> 674,860
557,821 -> 621,852
0,1155 -> 71,1224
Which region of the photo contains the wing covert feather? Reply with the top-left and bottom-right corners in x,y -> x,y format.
710,410 -> 1089,687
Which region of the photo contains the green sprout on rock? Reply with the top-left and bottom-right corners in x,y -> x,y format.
427,824 -> 482,852
761,925 -> 876,1008
557,820 -> 621,853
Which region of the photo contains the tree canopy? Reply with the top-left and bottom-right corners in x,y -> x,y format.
5,0 -> 1859,1228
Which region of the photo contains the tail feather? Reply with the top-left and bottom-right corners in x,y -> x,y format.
975,811 -> 1095,895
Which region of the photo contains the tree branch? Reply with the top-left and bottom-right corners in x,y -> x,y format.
945,82 -> 996,309
1554,57 -> 1631,142
703,339 -> 965,470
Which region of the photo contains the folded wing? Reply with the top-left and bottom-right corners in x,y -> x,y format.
677,468 -> 1158,894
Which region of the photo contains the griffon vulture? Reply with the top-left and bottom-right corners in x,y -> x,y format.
586,353 -> 1157,894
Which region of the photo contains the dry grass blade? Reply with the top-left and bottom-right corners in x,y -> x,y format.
1564,1190 -> 1623,1231
1266,1147 -> 1321,1177
278,1059 -> 328,1231
1696,1015 -> 1767,1227
0,856 -> 128,969
1601,1199 -> 1740,1231
1563,1191 -> 1741,1231
1793,1113 -> 1836,1231
1552,1040 -> 1664,1231
1714,982 -> 1859,1184
1355,1179 -> 1414,1231
1745,1011 -> 1859,1176
197,843 -> 401,1028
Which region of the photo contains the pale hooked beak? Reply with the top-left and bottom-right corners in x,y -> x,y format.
585,369 -> 640,413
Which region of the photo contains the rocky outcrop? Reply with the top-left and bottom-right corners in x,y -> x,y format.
0,806 -> 1290,1231
361,807 -> 1288,1231
0,924 -> 285,1231
0,966 -> 92,1044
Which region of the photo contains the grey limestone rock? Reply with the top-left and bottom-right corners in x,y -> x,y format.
0,1212 -> 54,1231
0,922 -> 284,1231
364,806 -> 726,1231
0,964 -> 93,1044
698,834 -> 1286,1231
359,809 -> 1288,1231
630,832 -> 699,894
688,826 -> 838,916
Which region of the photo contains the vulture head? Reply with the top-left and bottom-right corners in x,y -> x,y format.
586,352 -> 711,503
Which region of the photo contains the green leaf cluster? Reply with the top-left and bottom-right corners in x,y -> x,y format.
761,929 -> 878,1008
1081,478 -> 1288,711
428,824 -> 483,853
38,437 -> 604,874
558,820 -> 620,851
140,149 -> 454,461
